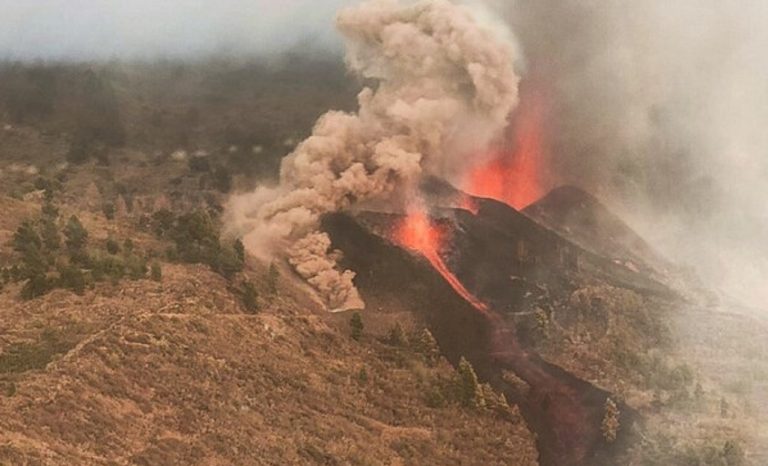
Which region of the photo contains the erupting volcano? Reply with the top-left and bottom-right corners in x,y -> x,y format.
393,208 -> 489,313
462,89 -> 549,210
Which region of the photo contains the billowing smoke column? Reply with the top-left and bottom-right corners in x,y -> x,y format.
227,0 -> 520,310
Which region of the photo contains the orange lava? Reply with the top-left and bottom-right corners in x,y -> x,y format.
463,90 -> 548,210
394,209 -> 488,313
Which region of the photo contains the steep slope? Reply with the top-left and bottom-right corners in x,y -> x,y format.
0,263 -> 538,465
523,186 -> 670,277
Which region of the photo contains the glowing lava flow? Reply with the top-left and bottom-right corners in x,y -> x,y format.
463,90 -> 548,210
394,209 -> 488,313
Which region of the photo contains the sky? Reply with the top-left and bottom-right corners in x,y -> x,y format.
0,0 -> 354,60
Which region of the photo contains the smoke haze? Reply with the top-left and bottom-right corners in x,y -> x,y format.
486,0 -> 768,307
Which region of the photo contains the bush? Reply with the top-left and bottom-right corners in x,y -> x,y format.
106,238 -> 120,255
601,397 -> 621,443
125,254 -> 148,280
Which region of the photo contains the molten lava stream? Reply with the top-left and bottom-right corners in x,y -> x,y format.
393,210 -> 488,314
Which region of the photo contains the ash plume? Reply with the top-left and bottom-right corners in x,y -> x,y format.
481,0 -> 768,307
226,0 -> 520,310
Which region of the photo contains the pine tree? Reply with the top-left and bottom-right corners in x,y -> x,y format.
242,280 -> 259,313
349,312 -> 364,341
601,397 -> 620,443
457,357 -> 485,408
415,328 -> 440,364
387,322 -> 407,346
41,218 -> 60,251
150,262 -> 162,282
64,215 -> 88,253
267,262 -> 279,295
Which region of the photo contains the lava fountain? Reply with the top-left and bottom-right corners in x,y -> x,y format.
462,88 -> 549,210
393,208 -> 489,314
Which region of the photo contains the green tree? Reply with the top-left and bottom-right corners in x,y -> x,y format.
242,280 -> 259,313
64,215 -> 88,253
457,357 -> 485,408
150,262 -> 162,282
40,218 -> 60,251
58,264 -> 86,295
387,322 -> 407,346
722,440 -> 745,466
267,262 -> 279,295
234,238 -> 245,264
212,166 -> 232,193
13,221 -> 42,256
13,222 -> 48,279
349,312 -> 364,341
102,202 -> 115,220
20,274 -> 49,300
414,328 -> 440,364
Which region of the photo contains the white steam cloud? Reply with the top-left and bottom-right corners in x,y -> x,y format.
226,0 -> 520,310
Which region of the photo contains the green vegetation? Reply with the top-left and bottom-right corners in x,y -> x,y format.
414,328 -> 440,365
150,262 -> 162,282
8,189 -> 155,299
0,330 -> 74,375
241,280 -> 259,313
457,357 -> 485,408
349,312 -> 364,341
152,209 -> 244,279
387,323 -> 407,346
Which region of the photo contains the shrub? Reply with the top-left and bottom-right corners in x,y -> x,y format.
601,397 -> 620,443
106,238 -> 120,255
125,254 -> 148,280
